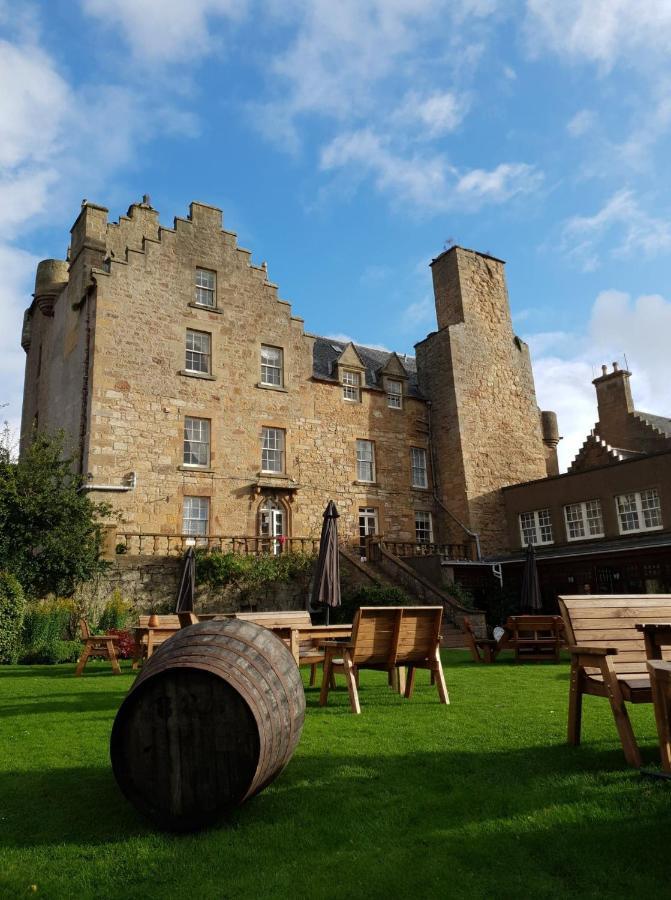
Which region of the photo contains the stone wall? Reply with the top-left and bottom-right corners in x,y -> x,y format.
416,247 -> 548,555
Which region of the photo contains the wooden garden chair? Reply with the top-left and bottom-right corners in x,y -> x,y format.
558,595 -> 671,767
319,606 -> 449,714
75,618 -> 122,676
461,616 -> 501,663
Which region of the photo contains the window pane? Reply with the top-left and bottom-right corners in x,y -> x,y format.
415,511 -> 432,544
641,488 -> 662,528
388,380 -> 402,409
356,439 -> 375,481
195,268 -> 216,306
343,370 -> 360,401
183,496 -> 209,536
520,511 -> 537,546
617,493 -> 639,532
585,499 -> 604,536
565,503 -> 585,539
183,417 -> 210,466
261,345 -> 283,386
537,508 -> 553,543
185,329 -> 211,373
261,427 -> 285,472
411,447 -> 428,488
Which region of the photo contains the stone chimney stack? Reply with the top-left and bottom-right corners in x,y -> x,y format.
540,410 -> 561,477
592,361 -> 634,427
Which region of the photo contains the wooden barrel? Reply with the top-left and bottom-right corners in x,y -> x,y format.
110,619 -> 305,831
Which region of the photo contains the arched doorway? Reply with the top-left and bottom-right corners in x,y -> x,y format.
258,497 -> 287,555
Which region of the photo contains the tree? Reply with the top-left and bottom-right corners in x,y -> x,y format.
0,431 -> 111,599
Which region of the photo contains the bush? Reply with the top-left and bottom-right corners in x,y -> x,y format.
196,550 -> 315,590
331,584 -> 411,625
19,598 -> 80,664
97,590 -> 132,632
107,629 -> 138,659
443,580 -> 475,609
0,571 -> 25,663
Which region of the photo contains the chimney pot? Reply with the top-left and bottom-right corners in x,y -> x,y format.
613,361 -> 619,371
601,364 -> 607,376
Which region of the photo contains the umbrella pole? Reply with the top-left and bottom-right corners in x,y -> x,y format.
325,605 -> 330,626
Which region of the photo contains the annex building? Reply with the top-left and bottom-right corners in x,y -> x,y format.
19,197 -> 558,560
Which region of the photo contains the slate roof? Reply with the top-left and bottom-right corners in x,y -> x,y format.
311,336 -> 423,399
635,410 -> 671,437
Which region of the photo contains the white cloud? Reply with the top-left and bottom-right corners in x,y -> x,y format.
81,0 -> 246,63
529,289 -> 671,470
525,0 -> 671,71
454,162 -> 543,205
566,109 -> 595,137
320,128 -> 542,213
0,243 -> 38,435
402,295 -> 435,329
0,39 -> 71,168
562,189 -> 671,269
395,90 -> 470,137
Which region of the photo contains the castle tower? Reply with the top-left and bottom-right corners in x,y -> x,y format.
415,246 -> 548,555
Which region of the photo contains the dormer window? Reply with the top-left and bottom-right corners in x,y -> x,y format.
387,380 -> 402,409
342,370 -> 360,402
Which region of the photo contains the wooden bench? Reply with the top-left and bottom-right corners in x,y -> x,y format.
213,610 -> 328,684
319,606 -> 449,714
505,615 -> 564,662
559,595 -> 671,767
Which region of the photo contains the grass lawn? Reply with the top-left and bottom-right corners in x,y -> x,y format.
1,651 -> 670,899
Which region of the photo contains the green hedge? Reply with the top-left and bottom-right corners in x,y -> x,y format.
329,584 -> 411,625
0,572 -> 25,664
196,550 -> 315,589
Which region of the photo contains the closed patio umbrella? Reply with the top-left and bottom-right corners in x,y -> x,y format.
520,542 -> 543,612
309,500 -> 341,625
176,546 -> 196,614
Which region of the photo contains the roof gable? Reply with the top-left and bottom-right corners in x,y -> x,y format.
377,352 -> 408,380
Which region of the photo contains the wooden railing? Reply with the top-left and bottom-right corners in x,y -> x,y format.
381,540 -> 473,561
114,533 -> 321,557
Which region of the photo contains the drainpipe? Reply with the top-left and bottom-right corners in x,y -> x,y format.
426,401 -> 482,561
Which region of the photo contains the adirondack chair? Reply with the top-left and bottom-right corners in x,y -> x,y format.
558,595 -> 671,767
461,616 -> 501,663
75,618 -> 122,676
319,606 -> 449,714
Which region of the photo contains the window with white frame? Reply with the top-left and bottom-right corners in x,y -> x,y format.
261,427 -> 285,473
342,370 -> 360,401
519,508 -> 553,546
356,439 -> 375,482
616,489 -> 662,534
415,511 -> 433,544
387,380 -> 402,409
260,345 -> 283,386
182,496 -> 209,537
183,416 -> 210,467
411,447 -> 428,488
185,329 -> 211,374
564,499 -> 604,541
194,268 -> 216,307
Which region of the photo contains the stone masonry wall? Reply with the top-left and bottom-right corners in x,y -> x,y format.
417,247 -> 547,555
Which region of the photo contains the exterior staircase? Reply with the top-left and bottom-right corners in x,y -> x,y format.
339,544 -> 477,649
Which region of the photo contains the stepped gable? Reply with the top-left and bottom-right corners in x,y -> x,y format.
310,336 -> 422,398
568,430 -> 644,474
634,411 -> 671,437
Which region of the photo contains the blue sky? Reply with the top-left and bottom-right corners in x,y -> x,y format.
2,0 -> 671,469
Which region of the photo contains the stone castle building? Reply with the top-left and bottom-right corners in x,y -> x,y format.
20,198 -> 557,557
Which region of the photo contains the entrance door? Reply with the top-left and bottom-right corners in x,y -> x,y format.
259,499 -> 285,555
358,507 -> 378,559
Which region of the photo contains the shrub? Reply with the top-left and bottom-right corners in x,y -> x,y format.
331,584 -> 411,625
107,629 -> 138,659
19,598 -> 80,664
0,571 -> 25,663
443,580 -> 475,609
97,590 -> 132,632
196,550 -> 315,590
